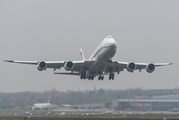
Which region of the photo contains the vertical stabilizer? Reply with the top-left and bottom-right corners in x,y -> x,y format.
48,97 -> 51,103
80,48 -> 85,61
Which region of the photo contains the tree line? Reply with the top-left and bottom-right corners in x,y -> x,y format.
0,88 -> 177,110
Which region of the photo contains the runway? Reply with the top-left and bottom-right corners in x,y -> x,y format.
0,110 -> 179,119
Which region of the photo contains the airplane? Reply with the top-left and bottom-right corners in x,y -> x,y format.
4,35 -> 173,80
32,97 -> 51,110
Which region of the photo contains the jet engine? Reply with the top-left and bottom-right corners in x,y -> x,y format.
146,63 -> 155,73
64,61 -> 74,71
37,61 -> 47,71
127,62 -> 136,72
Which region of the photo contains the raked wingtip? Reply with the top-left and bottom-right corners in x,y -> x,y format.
3,60 -> 14,62
169,63 -> 174,65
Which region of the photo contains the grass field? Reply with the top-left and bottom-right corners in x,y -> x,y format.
95,114 -> 179,117
0,117 -> 179,120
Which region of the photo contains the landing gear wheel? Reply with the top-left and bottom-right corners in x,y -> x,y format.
80,73 -> 86,79
92,75 -> 94,80
83,73 -> 86,79
101,76 -> 104,80
98,76 -> 101,80
98,75 -> 104,80
88,75 -> 91,80
109,73 -> 114,80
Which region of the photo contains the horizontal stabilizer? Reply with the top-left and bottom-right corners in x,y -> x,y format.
54,72 -> 80,76
80,48 -> 85,60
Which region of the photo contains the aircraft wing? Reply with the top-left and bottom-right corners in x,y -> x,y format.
4,60 -> 92,72
105,61 -> 173,73
4,60 -> 64,69
4,60 -> 38,65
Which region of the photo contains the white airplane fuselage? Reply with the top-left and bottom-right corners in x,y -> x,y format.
32,103 -> 50,110
85,36 -> 117,78
32,97 -> 51,110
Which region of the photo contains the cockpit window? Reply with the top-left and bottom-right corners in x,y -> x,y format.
107,35 -> 112,38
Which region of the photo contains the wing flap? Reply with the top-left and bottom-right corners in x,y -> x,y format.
46,61 -> 64,69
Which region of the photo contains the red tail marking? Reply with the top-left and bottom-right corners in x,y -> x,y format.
48,97 -> 51,103
80,52 -> 83,60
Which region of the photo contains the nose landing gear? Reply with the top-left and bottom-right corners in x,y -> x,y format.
98,75 -> 104,80
88,75 -> 94,80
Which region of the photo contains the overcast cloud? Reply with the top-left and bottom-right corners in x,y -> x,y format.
0,0 -> 178,92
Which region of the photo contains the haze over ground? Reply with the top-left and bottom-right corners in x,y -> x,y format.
0,0 -> 178,92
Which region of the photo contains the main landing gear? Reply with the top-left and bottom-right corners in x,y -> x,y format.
98,75 -> 104,80
80,73 -> 94,80
109,73 -> 114,80
80,73 -> 86,79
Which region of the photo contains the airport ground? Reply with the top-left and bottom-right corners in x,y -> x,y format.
0,117 -> 177,120
1,110 -> 179,119
1,116 -> 179,120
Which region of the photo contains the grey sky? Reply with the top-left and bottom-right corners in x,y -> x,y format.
0,0 -> 178,92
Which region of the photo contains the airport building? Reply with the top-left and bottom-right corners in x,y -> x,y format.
71,103 -> 105,109
55,103 -> 106,110
112,94 -> 179,111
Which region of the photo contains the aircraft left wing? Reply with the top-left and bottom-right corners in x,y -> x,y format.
4,60 -> 92,72
105,61 -> 173,73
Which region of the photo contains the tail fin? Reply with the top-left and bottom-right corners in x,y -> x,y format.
80,48 -> 85,61
48,97 -> 51,103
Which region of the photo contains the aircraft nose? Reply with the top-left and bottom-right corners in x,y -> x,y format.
108,37 -> 117,47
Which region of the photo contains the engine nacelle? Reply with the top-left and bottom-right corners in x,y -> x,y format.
146,63 -> 155,73
37,61 -> 47,71
127,62 -> 136,72
64,61 -> 74,71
